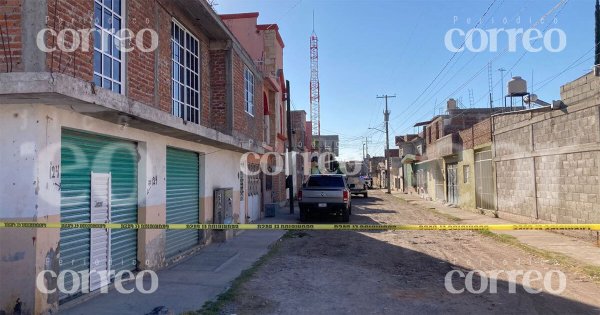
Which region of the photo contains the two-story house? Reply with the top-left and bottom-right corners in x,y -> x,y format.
407,99 -> 497,204
0,1 -> 267,313
220,12 -> 289,208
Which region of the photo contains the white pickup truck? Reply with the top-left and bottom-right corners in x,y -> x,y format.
298,174 -> 352,222
347,176 -> 368,198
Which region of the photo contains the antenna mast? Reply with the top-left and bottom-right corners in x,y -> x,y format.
310,11 -> 320,137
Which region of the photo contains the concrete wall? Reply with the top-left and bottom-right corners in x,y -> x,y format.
457,149 -> 475,209
493,71 -> 600,224
457,119 -> 493,210
0,103 -> 244,314
221,14 -> 263,61
415,159 -> 444,201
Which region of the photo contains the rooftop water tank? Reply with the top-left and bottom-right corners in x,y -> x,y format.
447,98 -> 457,110
507,76 -> 528,96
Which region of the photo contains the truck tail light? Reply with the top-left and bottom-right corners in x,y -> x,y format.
343,190 -> 349,202
298,190 -> 303,201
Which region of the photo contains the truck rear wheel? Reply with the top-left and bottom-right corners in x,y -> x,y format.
300,208 -> 308,222
341,207 -> 350,222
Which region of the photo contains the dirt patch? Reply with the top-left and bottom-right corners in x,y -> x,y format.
215,191 -> 600,314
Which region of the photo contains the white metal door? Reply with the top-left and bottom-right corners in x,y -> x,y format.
249,194 -> 260,222
239,171 -> 247,223
90,172 -> 111,292
248,165 -> 261,222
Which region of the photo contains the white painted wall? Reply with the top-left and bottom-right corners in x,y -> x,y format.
0,103 -> 245,314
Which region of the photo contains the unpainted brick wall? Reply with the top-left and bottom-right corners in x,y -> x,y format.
272,172 -> 286,203
39,0 -> 214,119
459,118 -> 492,150
46,0 -> 94,80
0,0 -> 22,72
5,0 -> 266,145
126,0 -> 156,105
209,49 -> 227,131
232,50 -> 263,142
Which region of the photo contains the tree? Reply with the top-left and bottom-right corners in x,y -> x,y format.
596,0 -> 600,65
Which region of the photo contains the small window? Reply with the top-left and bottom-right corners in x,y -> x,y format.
463,165 -> 470,183
244,67 -> 255,115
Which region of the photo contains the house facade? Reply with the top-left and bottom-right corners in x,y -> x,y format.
396,71 -> 600,226
290,110 -> 309,196
368,156 -> 385,188
0,1 -> 271,313
384,149 -> 400,190
399,100 -> 497,204
457,118 -> 495,211
220,12 -> 289,207
396,134 -> 423,194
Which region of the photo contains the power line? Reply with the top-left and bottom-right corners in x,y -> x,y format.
388,0 -> 498,124
390,0 -> 537,126
393,0 -> 569,135
401,0 -> 509,118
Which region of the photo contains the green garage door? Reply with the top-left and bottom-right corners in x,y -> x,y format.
60,129 -> 138,299
166,147 -> 200,258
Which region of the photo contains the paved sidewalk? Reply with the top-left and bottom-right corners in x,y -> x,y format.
61,207 -> 298,315
392,191 -> 600,268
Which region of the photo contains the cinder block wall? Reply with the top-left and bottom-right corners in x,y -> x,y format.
492,71 -> 600,224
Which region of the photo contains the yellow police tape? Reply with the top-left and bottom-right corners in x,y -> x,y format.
1,222 -> 600,231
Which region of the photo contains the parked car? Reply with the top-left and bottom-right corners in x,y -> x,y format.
347,175 -> 368,198
298,174 -> 352,222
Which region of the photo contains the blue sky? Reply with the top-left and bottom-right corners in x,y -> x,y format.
216,0 -> 596,160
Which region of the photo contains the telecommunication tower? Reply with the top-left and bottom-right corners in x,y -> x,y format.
310,13 -> 320,136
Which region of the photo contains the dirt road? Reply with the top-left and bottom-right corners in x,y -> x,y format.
225,190 -> 600,314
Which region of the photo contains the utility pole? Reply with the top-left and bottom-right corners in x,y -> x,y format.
362,143 -> 365,160
286,80 -> 294,214
377,94 -> 395,194
365,137 -> 369,177
362,142 -> 366,176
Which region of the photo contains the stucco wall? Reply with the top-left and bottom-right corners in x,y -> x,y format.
458,149 -> 475,209
416,159 -> 444,201
0,103 -> 244,314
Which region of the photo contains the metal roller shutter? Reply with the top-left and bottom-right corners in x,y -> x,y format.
166,147 -> 200,258
60,129 -> 138,300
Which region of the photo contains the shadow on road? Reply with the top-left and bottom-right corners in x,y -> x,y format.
233,222 -> 600,314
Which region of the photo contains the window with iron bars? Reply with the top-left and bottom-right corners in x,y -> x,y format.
171,20 -> 200,124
